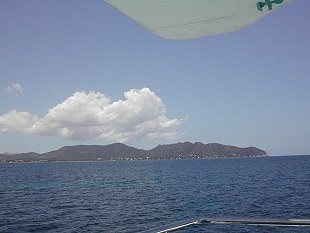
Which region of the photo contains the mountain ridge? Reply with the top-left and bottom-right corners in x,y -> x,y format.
0,142 -> 267,162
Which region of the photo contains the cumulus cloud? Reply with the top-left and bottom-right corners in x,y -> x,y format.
0,88 -> 187,142
0,110 -> 38,134
6,83 -> 24,97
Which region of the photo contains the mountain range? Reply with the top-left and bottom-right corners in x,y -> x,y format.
0,142 -> 267,162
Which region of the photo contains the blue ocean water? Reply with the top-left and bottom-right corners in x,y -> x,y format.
0,156 -> 309,233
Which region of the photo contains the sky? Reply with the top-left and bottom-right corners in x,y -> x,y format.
0,0 -> 309,155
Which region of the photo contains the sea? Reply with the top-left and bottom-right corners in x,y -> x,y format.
0,155 -> 309,233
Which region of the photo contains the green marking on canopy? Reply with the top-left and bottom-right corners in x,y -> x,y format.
257,0 -> 284,11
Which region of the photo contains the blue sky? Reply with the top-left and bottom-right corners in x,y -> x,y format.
1,0 -> 309,155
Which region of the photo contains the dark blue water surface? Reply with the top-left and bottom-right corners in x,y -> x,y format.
1,156 -> 309,233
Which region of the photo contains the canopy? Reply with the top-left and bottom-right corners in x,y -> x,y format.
105,0 -> 291,39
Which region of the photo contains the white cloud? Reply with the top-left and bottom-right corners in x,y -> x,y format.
0,88 -> 187,142
6,83 -> 24,97
0,110 -> 38,134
